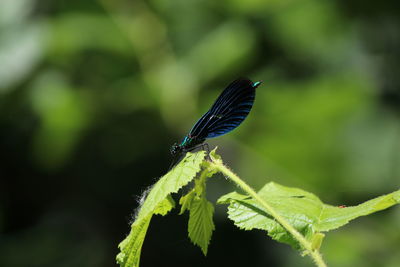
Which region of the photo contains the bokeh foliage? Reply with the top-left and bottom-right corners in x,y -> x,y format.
1,0 -> 399,266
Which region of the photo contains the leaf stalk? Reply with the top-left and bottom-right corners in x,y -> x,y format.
209,160 -> 328,267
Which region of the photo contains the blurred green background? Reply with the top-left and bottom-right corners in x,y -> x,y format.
1,0 -> 400,266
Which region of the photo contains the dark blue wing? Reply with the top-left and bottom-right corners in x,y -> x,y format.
188,78 -> 260,139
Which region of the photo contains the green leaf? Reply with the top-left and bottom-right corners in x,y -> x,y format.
180,167 -> 216,255
116,214 -> 152,267
311,233 -> 325,252
179,190 -> 195,215
188,196 -> 215,255
117,151 -> 206,267
116,195 -> 175,267
209,147 -> 221,163
135,151 -> 206,222
154,195 -> 175,216
218,182 -> 400,250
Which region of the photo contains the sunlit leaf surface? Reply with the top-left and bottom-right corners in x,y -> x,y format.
117,151 -> 206,267
218,182 -> 400,249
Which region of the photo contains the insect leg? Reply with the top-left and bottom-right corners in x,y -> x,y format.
189,143 -> 211,159
186,143 -> 210,153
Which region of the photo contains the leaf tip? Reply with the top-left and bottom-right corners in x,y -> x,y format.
209,147 -> 222,164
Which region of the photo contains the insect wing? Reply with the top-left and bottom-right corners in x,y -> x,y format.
189,78 -> 259,139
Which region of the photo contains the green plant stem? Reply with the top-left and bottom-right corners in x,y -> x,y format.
210,161 -> 328,267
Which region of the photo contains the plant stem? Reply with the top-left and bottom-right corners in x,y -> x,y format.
210,161 -> 328,267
